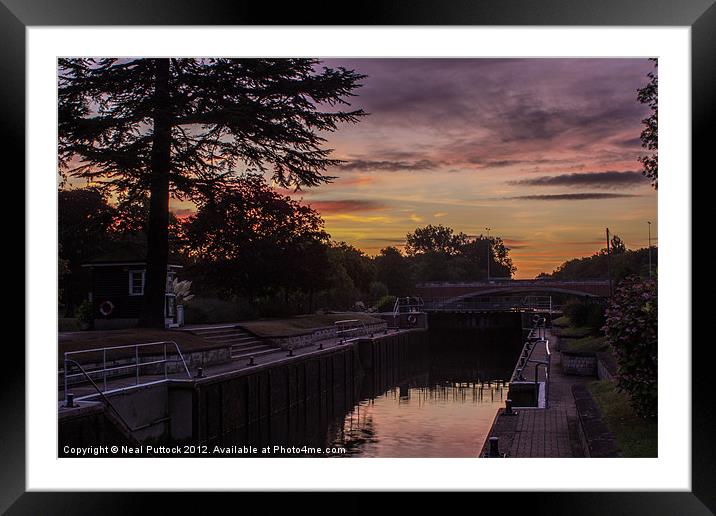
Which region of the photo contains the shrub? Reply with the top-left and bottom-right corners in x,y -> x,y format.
564,298 -> 605,329
184,296 -> 256,324
74,300 -> 94,329
368,281 -> 389,304
376,295 -> 397,313
602,276 -> 657,419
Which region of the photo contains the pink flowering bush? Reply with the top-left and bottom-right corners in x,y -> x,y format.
602,276 -> 658,419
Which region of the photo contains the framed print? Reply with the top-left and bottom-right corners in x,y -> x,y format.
4,0 -> 712,513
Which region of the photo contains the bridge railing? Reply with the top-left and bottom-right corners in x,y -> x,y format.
422,296 -> 556,312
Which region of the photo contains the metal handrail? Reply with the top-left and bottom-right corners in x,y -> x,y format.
63,340 -> 192,403
510,317 -> 552,408
334,319 -> 370,342
62,359 -> 162,455
422,296 -> 556,313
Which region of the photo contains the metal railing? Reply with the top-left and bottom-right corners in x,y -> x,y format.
423,295 -> 556,313
392,296 -> 424,314
334,319 -> 371,343
511,317 -> 552,408
62,341 -> 192,403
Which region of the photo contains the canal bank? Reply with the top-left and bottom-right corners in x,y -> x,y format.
481,328 -> 621,458
59,327 -> 429,455
59,310 -> 528,457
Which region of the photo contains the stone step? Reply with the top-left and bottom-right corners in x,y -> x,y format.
188,325 -> 238,335
195,328 -> 246,338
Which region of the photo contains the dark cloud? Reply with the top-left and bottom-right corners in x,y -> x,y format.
510,193 -> 639,201
339,159 -> 440,172
509,171 -> 646,189
308,199 -> 386,213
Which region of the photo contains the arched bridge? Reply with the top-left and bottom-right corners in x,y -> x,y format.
416,279 -> 610,304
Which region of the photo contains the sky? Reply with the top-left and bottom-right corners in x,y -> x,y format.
253,58 -> 657,278
67,58 -> 658,279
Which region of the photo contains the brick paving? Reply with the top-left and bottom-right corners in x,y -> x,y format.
483,330 -> 588,458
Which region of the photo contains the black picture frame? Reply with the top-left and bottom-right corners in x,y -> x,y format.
4,0 -> 710,513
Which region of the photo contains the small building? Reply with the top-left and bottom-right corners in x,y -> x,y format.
82,256 -> 183,330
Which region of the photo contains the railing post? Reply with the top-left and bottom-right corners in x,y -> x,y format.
103,348 -> 107,393
135,345 -> 139,385
164,342 -> 168,381
546,351 -> 551,409
64,353 -> 68,403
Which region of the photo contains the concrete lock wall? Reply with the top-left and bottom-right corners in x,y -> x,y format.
188,329 -> 427,446
58,329 -> 428,450
428,311 -> 522,331
268,322 -> 388,350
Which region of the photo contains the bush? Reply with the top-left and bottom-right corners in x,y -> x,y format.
74,300 -> 94,329
368,281 -> 389,305
376,295 -> 397,313
564,298 -> 605,328
602,276 -> 657,419
184,297 -> 256,324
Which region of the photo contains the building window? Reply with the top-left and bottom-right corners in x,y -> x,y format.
129,270 -> 145,296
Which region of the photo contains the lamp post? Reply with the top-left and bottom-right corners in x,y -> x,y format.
647,221 -> 652,278
606,227 -> 613,296
485,227 -> 491,280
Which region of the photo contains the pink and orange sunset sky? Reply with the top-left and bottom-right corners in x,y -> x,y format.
287,58 -> 658,278
72,58 -> 659,279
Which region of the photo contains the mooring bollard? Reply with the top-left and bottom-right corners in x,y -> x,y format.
248,356 -> 255,366
505,398 -> 515,415
318,342 -> 324,350
64,393 -> 75,408
488,437 -> 500,457
196,367 -> 204,378
288,348 -> 294,357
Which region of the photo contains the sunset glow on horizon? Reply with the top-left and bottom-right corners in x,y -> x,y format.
70,58 -> 658,279
281,58 -> 657,278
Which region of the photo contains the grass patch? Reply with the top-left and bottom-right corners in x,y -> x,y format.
58,328 -> 219,367
561,335 -> 610,354
558,326 -> 593,338
588,379 -> 657,457
551,315 -> 570,327
240,312 -> 383,338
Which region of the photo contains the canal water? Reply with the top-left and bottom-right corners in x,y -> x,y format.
323,328 -> 523,457
225,323 -> 524,458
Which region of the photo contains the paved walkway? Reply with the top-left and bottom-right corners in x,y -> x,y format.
482,330 -> 588,458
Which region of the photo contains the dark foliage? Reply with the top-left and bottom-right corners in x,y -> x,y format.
637,58 -> 658,189
602,276 -> 658,419
58,58 -> 366,326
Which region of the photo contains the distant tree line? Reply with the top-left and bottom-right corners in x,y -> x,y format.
538,234 -> 657,284
58,187 -> 516,320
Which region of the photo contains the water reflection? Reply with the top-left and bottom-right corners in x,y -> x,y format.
327,327 -> 522,457
221,326 -> 522,457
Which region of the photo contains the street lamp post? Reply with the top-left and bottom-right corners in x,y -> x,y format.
647,221 -> 652,278
485,227 -> 492,281
606,227 -> 613,296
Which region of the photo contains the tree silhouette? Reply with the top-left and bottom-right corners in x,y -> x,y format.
178,174 -> 330,300
59,58 -> 366,326
637,59 -> 658,189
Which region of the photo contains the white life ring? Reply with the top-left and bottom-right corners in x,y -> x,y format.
99,300 -> 114,316
407,314 -> 418,326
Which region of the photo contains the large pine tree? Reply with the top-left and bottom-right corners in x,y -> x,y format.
58,58 -> 366,327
